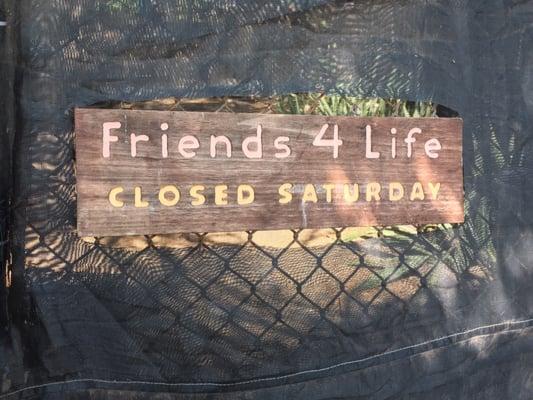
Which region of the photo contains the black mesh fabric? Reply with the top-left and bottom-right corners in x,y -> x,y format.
0,0 -> 12,331
2,0 -> 533,399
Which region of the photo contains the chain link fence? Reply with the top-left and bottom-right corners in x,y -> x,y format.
16,95 -> 495,387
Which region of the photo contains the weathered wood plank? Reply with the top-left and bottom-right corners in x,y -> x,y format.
75,109 -> 463,236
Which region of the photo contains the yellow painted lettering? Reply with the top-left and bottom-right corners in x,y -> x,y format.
237,185 -> 255,205
159,185 -> 180,206
322,184 -> 336,203
302,184 -> 318,203
190,185 -> 206,206
428,182 -> 441,200
366,182 -> 381,201
389,182 -> 404,201
109,187 -> 124,208
279,183 -> 293,204
134,187 -> 149,208
410,182 -> 425,201
215,185 -> 228,205
343,184 -> 359,203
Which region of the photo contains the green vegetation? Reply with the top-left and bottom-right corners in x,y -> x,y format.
99,0 -> 140,13
276,94 -> 436,117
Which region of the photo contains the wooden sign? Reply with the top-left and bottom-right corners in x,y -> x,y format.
75,109 -> 464,236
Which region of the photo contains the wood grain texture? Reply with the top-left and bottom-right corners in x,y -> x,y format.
75,109 -> 464,236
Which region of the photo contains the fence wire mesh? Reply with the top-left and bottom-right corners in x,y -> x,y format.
18,96 -> 493,387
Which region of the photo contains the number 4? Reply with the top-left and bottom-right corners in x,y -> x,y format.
313,124 -> 343,158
